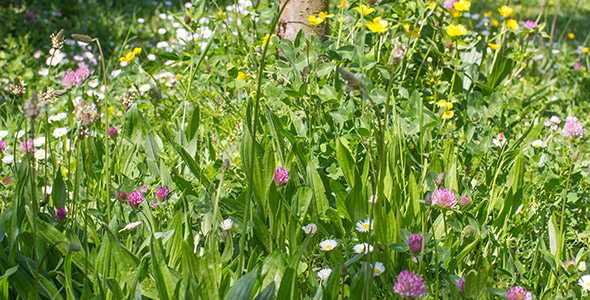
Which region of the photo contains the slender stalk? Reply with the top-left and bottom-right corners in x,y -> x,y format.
95,39 -> 111,221
238,0 -> 290,273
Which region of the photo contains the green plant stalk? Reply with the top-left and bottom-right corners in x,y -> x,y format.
95,39 -> 111,221
557,157 -> 575,261
238,0 -> 289,273
210,166 -> 226,251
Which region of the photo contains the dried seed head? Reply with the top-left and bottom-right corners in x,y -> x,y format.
71,33 -> 93,44
50,29 -> 65,50
222,159 -> 230,171
391,43 -> 408,65
338,67 -> 361,90
24,91 -> 42,119
572,149 -> 580,162
40,86 -> 63,105
340,265 -> 348,277
68,243 -> 81,252
424,191 -> 432,206
121,91 -> 135,111
11,78 -> 26,97
435,172 -> 446,187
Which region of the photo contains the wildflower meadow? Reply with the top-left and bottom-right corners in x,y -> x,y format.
1,0 -> 590,299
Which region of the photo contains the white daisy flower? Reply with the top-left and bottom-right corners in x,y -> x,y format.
147,54 -> 157,61
48,112 -> 67,123
317,268 -> 332,281
550,115 -> 561,124
580,261 -> 587,272
33,136 -> 45,147
15,130 -> 25,138
2,155 -> 14,164
34,149 -> 46,160
53,128 -> 68,138
0,130 -> 8,139
88,78 -> 99,88
220,218 -> 233,231
492,133 -> 506,147
531,139 -> 546,148
373,262 -> 385,276
41,185 -> 52,195
158,28 -> 167,35
356,218 -> 373,233
301,223 -> 317,235
319,239 -> 338,251
352,243 -> 373,254
579,275 -> 590,291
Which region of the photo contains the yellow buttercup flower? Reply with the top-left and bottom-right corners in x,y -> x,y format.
453,0 -> 471,12
447,24 -> 467,36
568,33 -> 575,39
119,51 -> 135,62
442,110 -> 455,119
338,0 -> 348,8
491,19 -> 499,27
319,11 -> 334,19
488,43 -> 501,50
237,72 -> 246,80
403,24 -> 421,38
428,1 -> 436,9
108,105 -> 115,112
308,15 -> 324,25
263,33 -> 273,45
583,47 -> 589,54
549,0 -> 554,4
498,5 -> 513,18
484,11 -> 493,17
367,17 -> 388,33
506,19 -> 518,30
133,47 -> 142,55
450,9 -> 463,18
356,4 -> 374,15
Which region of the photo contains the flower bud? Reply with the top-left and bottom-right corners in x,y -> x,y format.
435,172 -> 446,187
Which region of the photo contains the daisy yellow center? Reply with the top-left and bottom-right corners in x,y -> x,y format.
373,268 -> 380,274
363,224 -> 370,230
586,283 -> 590,288
325,245 -> 332,249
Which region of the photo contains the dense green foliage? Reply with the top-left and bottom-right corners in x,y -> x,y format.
1,0 -> 590,299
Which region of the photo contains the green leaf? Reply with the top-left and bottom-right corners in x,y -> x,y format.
223,270 -> 258,300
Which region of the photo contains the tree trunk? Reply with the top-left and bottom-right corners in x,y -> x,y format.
277,0 -> 329,42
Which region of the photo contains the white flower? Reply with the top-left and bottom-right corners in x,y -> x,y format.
41,185 -> 52,195
147,54 -> 157,61
373,262 -> 385,276
355,218 -> 373,233
317,268 -> 332,281
34,149 -> 46,160
39,68 -> 49,77
53,128 -> 68,138
531,139 -> 546,148
0,130 -> 8,139
118,221 -> 142,233
220,218 -> 233,231
368,195 -> 377,203
319,239 -> 338,251
120,61 -> 128,67
302,223 -> 317,235
158,13 -> 167,19
33,137 -> 45,147
158,28 -> 167,35
579,275 -> 590,291
353,243 -> 373,254
15,130 -> 25,138
88,78 -> 99,88
2,155 -> 14,164
137,18 -> 145,24
184,2 -> 193,8
550,115 -> 561,124
492,133 -> 506,147
48,112 -> 67,123
111,70 -> 122,78
580,261 -> 587,272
